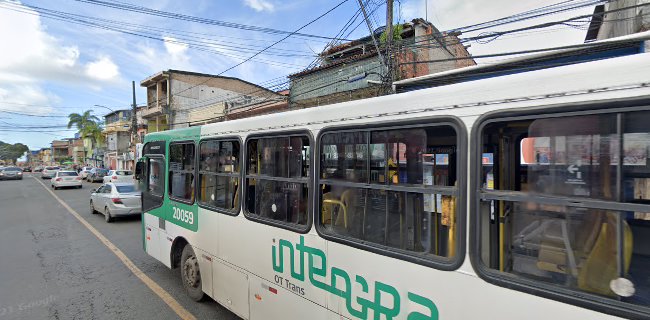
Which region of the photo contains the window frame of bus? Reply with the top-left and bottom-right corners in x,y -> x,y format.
196,136 -> 243,216
167,140 -> 197,205
470,100 -> 650,319
315,117 -> 467,271
243,130 -> 314,234
142,141 -> 166,212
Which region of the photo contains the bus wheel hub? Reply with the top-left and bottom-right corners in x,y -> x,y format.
183,256 -> 200,287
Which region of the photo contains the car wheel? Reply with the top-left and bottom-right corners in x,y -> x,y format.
180,245 -> 206,302
90,201 -> 97,214
77,185 -> 82,189
105,207 -> 114,223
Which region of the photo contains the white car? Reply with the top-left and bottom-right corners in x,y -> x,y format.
79,166 -> 94,179
90,183 -> 141,222
41,166 -> 60,179
51,170 -> 83,189
103,170 -> 134,183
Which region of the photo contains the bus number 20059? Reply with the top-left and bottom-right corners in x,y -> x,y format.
172,207 -> 194,225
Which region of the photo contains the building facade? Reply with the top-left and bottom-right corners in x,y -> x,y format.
288,19 -> 475,108
140,70 -> 286,131
103,109 -> 133,170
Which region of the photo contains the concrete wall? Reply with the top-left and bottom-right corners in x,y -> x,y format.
169,73 -> 276,128
598,0 -> 650,39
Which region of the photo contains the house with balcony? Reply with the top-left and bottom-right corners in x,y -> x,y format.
103,109 -> 132,170
140,69 -> 286,131
51,140 -> 70,165
63,137 -> 85,165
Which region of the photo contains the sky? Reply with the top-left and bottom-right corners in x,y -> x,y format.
0,0 -> 597,151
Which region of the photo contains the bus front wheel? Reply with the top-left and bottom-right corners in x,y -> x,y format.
180,245 -> 206,302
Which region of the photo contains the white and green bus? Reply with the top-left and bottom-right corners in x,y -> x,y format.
137,45 -> 650,319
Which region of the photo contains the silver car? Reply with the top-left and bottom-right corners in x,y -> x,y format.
41,166 -> 60,179
89,183 -> 141,223
0,167 -> 23,180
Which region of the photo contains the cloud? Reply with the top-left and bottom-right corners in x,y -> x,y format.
85,56 -> 120,81
163,36 -> 190,61
131,37 -> 194,74
0,2 -> 121,87
0,85 -> 60,114
243,0 -> 275,12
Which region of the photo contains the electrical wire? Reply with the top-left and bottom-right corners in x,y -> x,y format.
71,0 -> 352,41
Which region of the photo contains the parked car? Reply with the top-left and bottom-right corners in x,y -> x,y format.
87,168 -> 109,182
41,166 -> 60,179
33,166 -> 44,172
51,171 -> 83,190
0,167 -> 23,180
22,167 -> 32,172
103,170 -> 134,183
79,166 -> 94,179
90,183 -> 141,222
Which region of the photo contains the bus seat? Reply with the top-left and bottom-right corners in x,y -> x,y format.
578,215 -> 633,296
322,193 -> 347,228
533,212 -> 633,296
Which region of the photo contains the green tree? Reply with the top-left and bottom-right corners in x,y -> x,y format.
379,24 -> 404,43
68,110 -> 103,164
67,110 -> 100,132
81,122 -> 104,146
0,141 -> 29,164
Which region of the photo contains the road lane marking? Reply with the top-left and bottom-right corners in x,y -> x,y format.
33,177 -> 196,320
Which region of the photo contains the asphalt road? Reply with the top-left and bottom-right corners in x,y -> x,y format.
0,174 -> 239,320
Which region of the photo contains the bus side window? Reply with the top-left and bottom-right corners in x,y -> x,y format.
478,110 -> 650,309
198,139 -> 240,213
319,125 -> 459,260
245,134 -> 310,229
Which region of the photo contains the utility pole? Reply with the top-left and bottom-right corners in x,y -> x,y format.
130,81 -> 137,169
357,0 -> 385,71
385,0 -> 394,91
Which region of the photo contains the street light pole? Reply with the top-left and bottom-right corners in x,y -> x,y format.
93,104 -> 115,114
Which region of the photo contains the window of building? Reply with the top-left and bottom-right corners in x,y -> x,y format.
245,134 -> 310,230
478,109 -> 650,313
198,139 -> 240,213
169,142 -> 195,203
319,124 -> 460,263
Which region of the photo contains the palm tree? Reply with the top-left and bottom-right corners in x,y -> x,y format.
68,110 -> 101,165
81,122 -> 104,146
67,110 -> 100,131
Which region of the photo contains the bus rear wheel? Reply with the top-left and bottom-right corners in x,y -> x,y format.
181,245 -> 206,302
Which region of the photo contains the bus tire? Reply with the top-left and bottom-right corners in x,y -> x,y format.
180,244 -> 206,302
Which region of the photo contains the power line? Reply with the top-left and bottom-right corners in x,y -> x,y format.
169,0 -> 351,102
72,0 -> 352,41
1,2 -> 314,68
0,110 -> 70,118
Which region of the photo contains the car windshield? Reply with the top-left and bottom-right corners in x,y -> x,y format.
116,185 -> 136,193
45,167 -> 60,170
97,170 -> 109,175
5,167 -> 21,171
116,171 -> 133,175
59,172 -> 78,176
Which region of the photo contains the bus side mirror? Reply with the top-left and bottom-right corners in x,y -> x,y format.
135,161 -> 144,180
